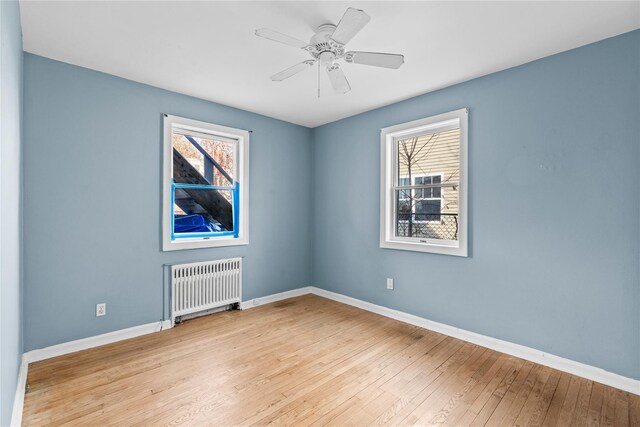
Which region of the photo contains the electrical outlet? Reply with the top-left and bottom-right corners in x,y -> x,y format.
96,303 -> 106,317
386,278 -> 394,290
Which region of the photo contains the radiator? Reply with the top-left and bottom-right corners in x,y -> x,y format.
171,258 -> 242,324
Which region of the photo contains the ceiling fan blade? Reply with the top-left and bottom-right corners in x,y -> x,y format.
326,64 -> 351,94
255,28 -> 309,49
330,8 -> 370,45
345,51 -> 404,69
270,60 -> 316,81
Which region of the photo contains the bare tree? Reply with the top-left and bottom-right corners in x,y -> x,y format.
397,133 -> 439,237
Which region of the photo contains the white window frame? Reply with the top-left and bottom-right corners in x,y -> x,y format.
380,108 -> 468,256
162,114 -> 249,251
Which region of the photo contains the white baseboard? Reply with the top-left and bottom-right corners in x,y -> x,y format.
161,320 -> 172,330
239,286 -> 312,310
308,286 -> 640,396
23,319 -> 171,365
10,355 -> 29,427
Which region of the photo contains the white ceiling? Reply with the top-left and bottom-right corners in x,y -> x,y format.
20,1 -> 640,128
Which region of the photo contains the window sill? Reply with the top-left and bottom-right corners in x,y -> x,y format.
380,239 -> 467,257
163,236 -> 248,251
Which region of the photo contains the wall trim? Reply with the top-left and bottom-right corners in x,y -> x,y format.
308,286 -> 640,396
10,356 -> 29,427
23,320 -> 172,364
239,286 -> 312,310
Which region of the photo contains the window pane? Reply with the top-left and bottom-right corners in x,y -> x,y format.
411,175 -> 444,199
198,138 -> 235,186
173,135 -> 205,183
396,130 -> 459,188
432,175 -> 442,198
414,176 -> 424,198
172,133 -> 235,186
415,200 -> 441,221
397,198 -> 411,221
395,188 -> 458,241
173,187 -> 234,235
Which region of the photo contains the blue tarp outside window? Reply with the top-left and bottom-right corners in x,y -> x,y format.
174,214 -> 225,233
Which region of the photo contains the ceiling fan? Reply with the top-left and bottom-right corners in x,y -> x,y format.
255,7 -> 404,96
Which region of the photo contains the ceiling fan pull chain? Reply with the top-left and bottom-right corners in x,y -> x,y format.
317,61 -> 321,98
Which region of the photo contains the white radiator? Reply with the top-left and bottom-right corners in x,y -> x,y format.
171,258 -> 242,324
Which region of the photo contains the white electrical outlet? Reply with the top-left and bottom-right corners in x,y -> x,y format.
386,278 -> 394,290
96,303 -> 106,317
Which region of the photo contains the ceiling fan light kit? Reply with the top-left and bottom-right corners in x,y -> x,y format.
255,7 -> 404,96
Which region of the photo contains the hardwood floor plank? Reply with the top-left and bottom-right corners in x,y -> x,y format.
541,372 -> 572,426
613,391 -> 628,426
395,343 -> 483,425
417,347 -> 493,426
408,346 -> 491,425
489,363 -> 544,426
526,369 -> 562,426
600,386 -> 617,426
483,360 -> 535,426
21,295 -> 637,427
587,383 -> 606,426
512,366 -> 554,425
626,391 -> 640,426
556,376 -> 584,426
469,357 -> 525,426
378,341 -> 481,425
573,379 -> 594,426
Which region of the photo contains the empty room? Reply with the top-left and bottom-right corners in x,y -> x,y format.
1,1 -> 639,426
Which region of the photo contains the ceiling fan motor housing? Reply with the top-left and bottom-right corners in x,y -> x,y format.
308,24 -> 344,65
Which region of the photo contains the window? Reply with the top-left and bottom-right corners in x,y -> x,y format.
163,115 -> 249,251
398,175 -> 443,223
380,108 -> 468,256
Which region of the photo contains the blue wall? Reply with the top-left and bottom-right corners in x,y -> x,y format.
0,0 -> 23,424
312,31 -> 640,380
22,54 -> 313,351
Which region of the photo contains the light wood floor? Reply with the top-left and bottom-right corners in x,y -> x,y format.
23,294 -> 639,426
